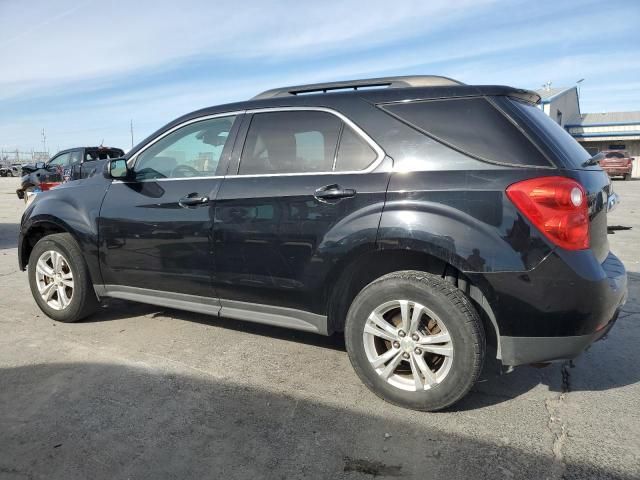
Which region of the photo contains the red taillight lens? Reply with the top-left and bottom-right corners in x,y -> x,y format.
39,182 -> 62,191
506,176 -> 589,250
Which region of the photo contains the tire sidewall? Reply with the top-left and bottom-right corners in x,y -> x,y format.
345,273 -> 484,411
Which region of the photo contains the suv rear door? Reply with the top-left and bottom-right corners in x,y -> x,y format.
213,108 -> 390,326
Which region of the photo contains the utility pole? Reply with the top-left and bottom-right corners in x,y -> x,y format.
130,120 -> 134,149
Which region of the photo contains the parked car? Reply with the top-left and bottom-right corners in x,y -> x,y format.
598,150 -> 634,180
18,76 -> 627,411
0,164 -> 22,177
17,146 -> 124,200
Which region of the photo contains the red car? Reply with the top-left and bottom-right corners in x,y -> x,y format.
599,150 -> 635,180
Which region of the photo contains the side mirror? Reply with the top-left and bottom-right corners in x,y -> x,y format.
108,158 -> 129,179
35,162 -> 46,169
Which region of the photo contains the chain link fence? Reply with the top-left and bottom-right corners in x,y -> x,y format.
0,150 -> 50,166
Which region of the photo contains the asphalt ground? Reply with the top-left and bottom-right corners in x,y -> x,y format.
0,176 -> 638,479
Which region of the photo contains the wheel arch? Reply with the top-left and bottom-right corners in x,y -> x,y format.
20,217 -> 77,271
325,248 -> 502,359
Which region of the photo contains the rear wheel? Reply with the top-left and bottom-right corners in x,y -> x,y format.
28,233 -> 98,322
345,270 -> 485,411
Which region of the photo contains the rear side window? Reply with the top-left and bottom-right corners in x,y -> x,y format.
382,98 -> 551,167
334,126 -> 377,171
85,148 -> 124,161
239,111 -> 341,175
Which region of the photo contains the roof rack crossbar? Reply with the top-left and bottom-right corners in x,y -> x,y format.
252,75 -> 465,100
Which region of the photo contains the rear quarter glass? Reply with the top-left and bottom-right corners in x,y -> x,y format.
380,97 -> 552,167
497,97 -> 593,170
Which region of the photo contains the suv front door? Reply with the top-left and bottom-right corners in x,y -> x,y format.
99,113 -> 241,301
213,108 -> 390,325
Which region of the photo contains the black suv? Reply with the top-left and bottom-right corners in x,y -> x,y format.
19,76 -> 627,411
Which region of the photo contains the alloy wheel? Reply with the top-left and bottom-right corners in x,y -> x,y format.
363,300 -> 454,391
35,250 -> 74,310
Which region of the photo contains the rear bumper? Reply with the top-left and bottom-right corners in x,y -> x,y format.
477,251 -> 627,366
500,304 -> 623,365
602,166 -> 632,176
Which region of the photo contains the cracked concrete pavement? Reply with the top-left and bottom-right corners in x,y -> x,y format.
0,176 -> 638,479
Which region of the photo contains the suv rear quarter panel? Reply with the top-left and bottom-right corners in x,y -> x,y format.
378,169 -> 555,273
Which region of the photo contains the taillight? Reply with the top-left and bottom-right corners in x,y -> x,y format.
506,176 -> 589,250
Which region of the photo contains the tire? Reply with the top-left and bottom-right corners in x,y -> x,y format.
624,173 -> 631,181
28,233 -> 98,322
345,270 -> 485,411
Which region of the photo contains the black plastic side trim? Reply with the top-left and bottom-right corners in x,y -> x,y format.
95,285 -> 328,335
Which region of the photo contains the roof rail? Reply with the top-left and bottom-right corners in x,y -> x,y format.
252,75 -> 465,100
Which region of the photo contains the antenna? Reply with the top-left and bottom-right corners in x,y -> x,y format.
130,119 -> 134,149
41,128 -> 47,153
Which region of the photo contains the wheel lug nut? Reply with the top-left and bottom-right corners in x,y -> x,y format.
398,330 -> 406,337
411,334 -> 419,341
414,348 -> 422,355
402,352 -> 410,359
392,341 -> 400,349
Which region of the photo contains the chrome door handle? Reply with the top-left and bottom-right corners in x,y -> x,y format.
314,184 -> 356,201
178,194 -> 209,208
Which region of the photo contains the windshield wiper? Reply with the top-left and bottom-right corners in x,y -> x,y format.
582,152 -> 604,167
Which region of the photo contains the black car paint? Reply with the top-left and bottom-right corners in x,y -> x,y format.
19,84 -> 626,366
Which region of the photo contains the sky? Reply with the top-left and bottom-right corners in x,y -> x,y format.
1,0 -> 639,153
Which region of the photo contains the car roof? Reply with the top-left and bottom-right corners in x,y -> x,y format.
127,78 -> 539,158
166,83 -> 538,125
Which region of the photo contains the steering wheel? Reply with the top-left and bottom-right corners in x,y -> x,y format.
170,164 -> 201,178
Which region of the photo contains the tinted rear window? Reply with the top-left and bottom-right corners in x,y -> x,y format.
85,148 -> 124,161
503,98 -> 591,169
382,97 -> 551,167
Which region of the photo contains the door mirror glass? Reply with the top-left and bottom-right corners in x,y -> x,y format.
109,158 -> 129,179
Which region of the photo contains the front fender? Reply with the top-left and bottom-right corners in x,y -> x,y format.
19,176 -> 111,285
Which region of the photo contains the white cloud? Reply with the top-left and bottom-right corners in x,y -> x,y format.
1,0 -> 639,150
0,0 -> 494,100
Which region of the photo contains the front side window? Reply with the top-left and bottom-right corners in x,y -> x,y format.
48,153 -> 71,167
135,115 -> 236,180
239,111 -> 341,175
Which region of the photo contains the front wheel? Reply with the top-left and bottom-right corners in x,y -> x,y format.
345,270 -> 485,411
28,233 -> 98,322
